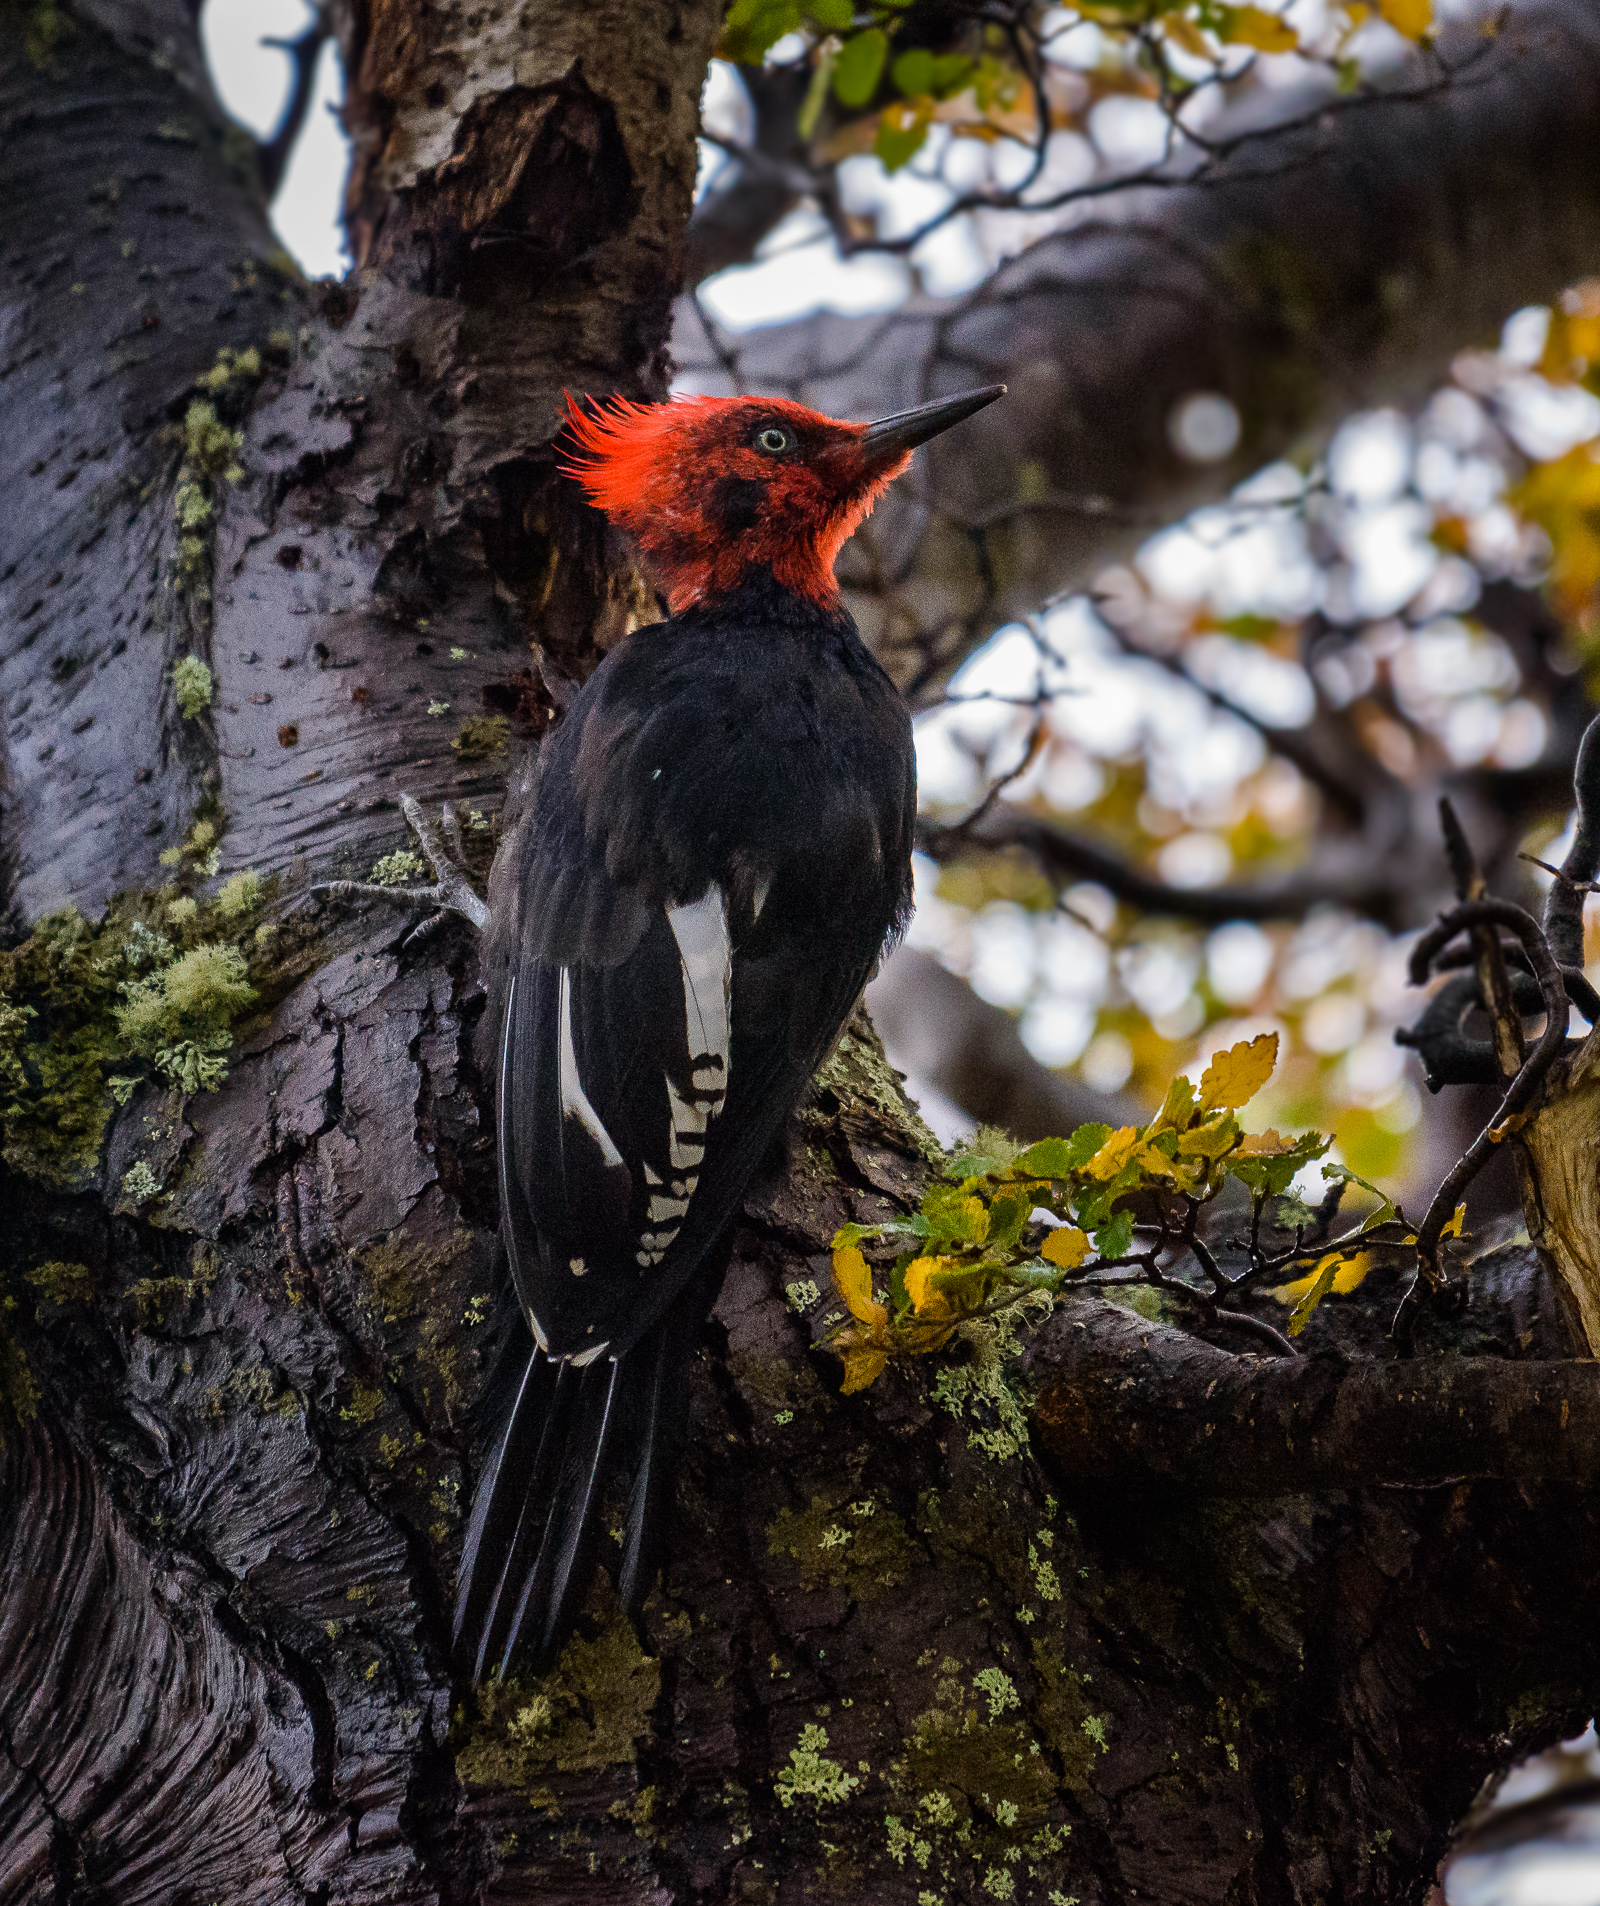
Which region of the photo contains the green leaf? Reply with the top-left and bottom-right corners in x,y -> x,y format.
834,27 -> 888,105
719,0 -> 803,64
986,1190 -> 1033,1253
920,1184 -> 991,1247
798,42 -> 837,139
1092,1209 -> 1135,1260
1223,1130 -> 1329,1198
1287,1256 -> 1340,1337
890,47 -> 934,93
1149,1073 -> 1197,1134
1322,1160 -> 1398,1233
1015,1125 -> 1110,1180
890,49 -> 972,98
808,0 -> 855,26
873,97 -> 931,170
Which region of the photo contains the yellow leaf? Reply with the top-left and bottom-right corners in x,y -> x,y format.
832,1244 -> 887,1327
1163,13 -> 1218,60
1441,1203 -> 1466,1239
1085,1126 -> 1141,1181
839,1347 -> 888,1394
1198,1033 -> 1279,1112
1220,6 -> 1299,52
1274,1251 -> 1372,1305
1175,1115 -> 1241,1161
1134,1144 -> 1178,1179
1150,1073 -> 1198,1135
1040,1227 -> 1090,1271
904,1256 -> 956,1319
1378,0 -> 1431,39
1235,1129 -> 1297,1156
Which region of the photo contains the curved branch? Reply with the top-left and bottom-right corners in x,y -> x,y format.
1405,898 -> 1570,1294
917,802 -> 1411,925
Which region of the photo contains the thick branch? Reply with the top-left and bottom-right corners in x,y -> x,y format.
1028,1293 -> 1600,1492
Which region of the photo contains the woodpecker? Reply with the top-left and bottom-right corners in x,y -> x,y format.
453,380 -> 1005,1681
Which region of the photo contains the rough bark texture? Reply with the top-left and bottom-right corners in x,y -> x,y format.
7,4 -> 1600,1904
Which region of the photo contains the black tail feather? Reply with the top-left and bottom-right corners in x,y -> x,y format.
617,1286 -> 701,1613
455,1254 -> 728,1683
453,1350 -> 561,1670
513,1356 -> 622,1666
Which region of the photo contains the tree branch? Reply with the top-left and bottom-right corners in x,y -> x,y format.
1028,1293 -> 1600,1492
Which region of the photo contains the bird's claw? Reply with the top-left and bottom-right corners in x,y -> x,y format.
313,792 -> 490,941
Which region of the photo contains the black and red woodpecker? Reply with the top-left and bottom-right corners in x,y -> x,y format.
454,380 -> 1005,1681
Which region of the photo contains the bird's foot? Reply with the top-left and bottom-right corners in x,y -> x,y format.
314,792 -> 490,946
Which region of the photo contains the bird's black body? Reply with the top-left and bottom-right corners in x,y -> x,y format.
455,568 -> 916,1678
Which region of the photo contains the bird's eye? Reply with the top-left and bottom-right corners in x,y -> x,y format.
754,425 -> 794,456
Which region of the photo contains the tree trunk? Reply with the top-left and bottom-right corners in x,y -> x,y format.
6,6 -> 1600,1904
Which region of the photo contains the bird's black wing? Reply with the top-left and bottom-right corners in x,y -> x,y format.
458,603 -> 913,1677
492,612 -> 910,1365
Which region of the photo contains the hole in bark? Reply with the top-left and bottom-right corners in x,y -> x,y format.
275,544 -> 303,569
398,77 -> 635,303
481,668 -> 553,733
372,527 -> 443,621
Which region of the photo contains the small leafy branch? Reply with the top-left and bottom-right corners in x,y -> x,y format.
828,1033 -> 1424,1392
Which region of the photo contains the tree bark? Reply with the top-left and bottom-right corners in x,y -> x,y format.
7,6 -> 1600,1904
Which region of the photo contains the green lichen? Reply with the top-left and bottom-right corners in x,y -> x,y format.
0,907 -> 133,1182
455,1613 -> 660,1792
182,399 -> 244,481
973,1668 -> 1020,1720
128,1245 -> 216,1325
214,868 -> 262,918
369,848 -> 427,887
451,715 -> 510,761
929,1309 -> 1041,1461
197,345 -> 262,392
120,1160 -> 161,1205
169,397 -> 245,597
0,879 -> 272,1185
26,1261 -> 94,1307
884,1658 -> 1065,1883
1030,1637 -> 1104,1793
172,655 -> 214,717
0,1315 -> 39,1448
775,1725 -> 859,1808
353,1228 -> 471,1325
23,0 -> 70,67
808,1026 -> 943,1167
767,1492 -> 917,1598
116,942 -> 255,1094
339,1383 -> 384,1426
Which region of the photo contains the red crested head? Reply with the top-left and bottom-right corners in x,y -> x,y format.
560,385 -> 1004,614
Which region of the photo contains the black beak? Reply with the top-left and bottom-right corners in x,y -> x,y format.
860,384 -> 1006,463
